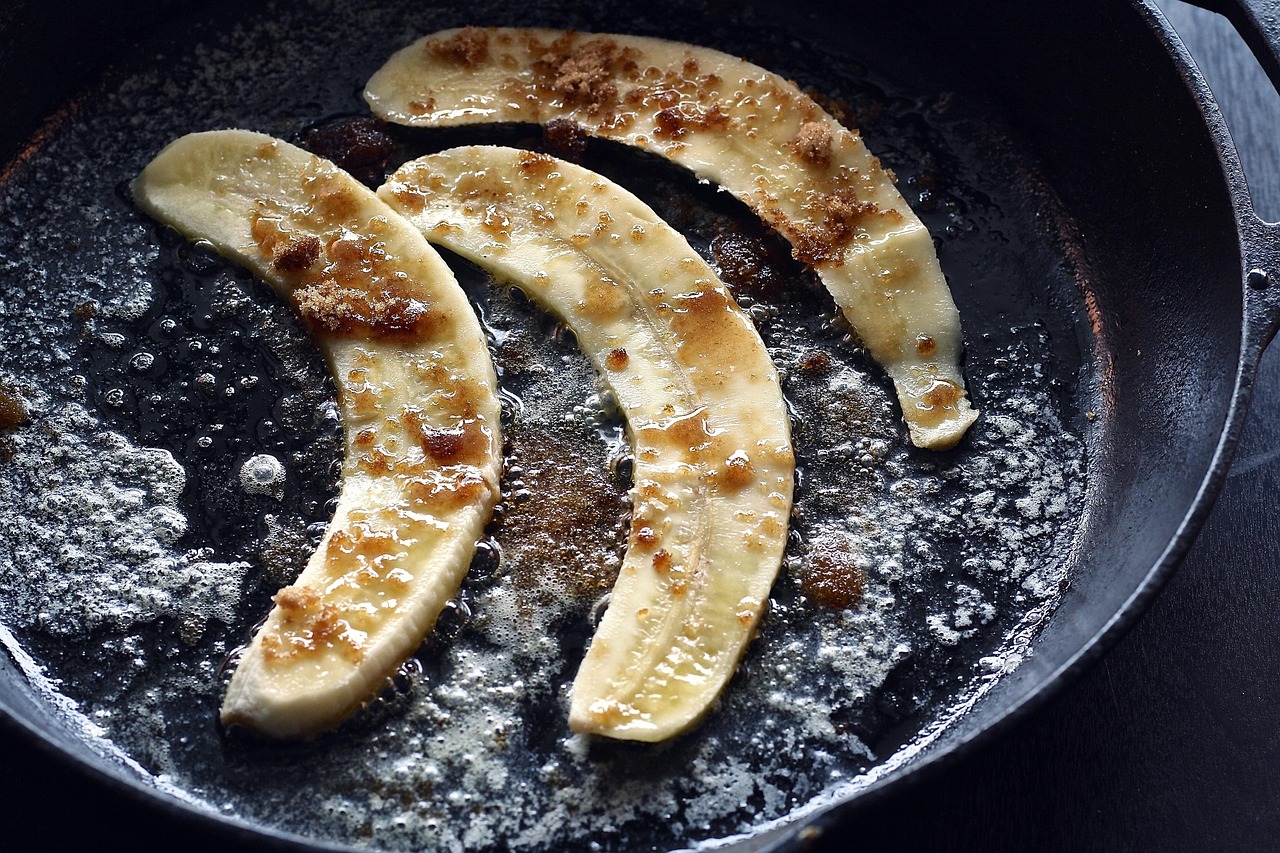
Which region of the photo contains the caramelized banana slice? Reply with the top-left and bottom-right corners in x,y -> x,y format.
133,130 -> 501,738
365,27 -> 978,449
381,146 -> 794,741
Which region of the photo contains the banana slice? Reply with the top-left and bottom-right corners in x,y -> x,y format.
365,27 -> 978,449
133,130 -> 502,739
380,146 -> 794,741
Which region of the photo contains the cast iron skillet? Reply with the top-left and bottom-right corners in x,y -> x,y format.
1,0 -> 1279,850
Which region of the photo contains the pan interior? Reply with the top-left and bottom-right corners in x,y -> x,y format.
0,0 -> 1095,849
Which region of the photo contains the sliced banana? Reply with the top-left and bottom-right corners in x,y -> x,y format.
133,130 -> 502,739
380,146 -> 794,741
365,27 -> 979,449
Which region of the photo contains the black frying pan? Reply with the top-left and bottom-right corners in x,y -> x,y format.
1,1 -> 1278,851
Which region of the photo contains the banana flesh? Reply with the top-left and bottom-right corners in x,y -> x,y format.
132,130 -> 502,739
364,27 -> 979,449
380,146 -> 794,741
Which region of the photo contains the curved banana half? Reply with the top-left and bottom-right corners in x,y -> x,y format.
365,27 -> 979,449
381,146 -> 794,741
133,130 -> 502,739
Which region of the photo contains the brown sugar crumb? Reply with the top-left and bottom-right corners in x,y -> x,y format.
0,383 -> 30,432
539,36 -> 627,113
790,192 -> 880,265
709,226 -> 791,302
605,347 -> 629,371
274,584 -> 320,613
801,536 -> 865,610
652,549 -> 673,573
790,120 -> 833,168
633,523 -> 658,549
263,583 -> 356,660
429,26 -> 491,68
298,117 -> 396,186
271,235 -> 321,273
797,349 -> 833,377
73,301 -> 99,321
494,427 -> 629,603
544,118 -> 589,160
293,279 -> 434,340
916,334 -> 937,357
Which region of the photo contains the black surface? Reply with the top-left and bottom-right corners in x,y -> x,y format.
3,3 -> 1280,852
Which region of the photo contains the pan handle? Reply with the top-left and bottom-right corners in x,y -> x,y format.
1178,0 -> 1280,350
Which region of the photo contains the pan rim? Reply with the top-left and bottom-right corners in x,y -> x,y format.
0,1 -> 1266,851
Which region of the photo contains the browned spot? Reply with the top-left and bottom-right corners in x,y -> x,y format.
404,468 -> 492,511
480,205 -> 511,239
790,120 -> 833,168
719,451 -> 754,490
391,185 -> 425,213
652,102 -> 729,139
675,285 -> 728,317
921,378 -> 962,410
605,347 -> 629,371
402,410 -> 491,466
271,235 -> 321,273
327,523 -> 403,571
315,186 -> 358,220
652,549 -> 672,573
644,410 -> 715,457
909,378 -> 965,429
353,427 -> 377,448
429,26 -> 491,67
516,149 -> 558,174
801,537 -> 865,610
633,523 -> 658,550
916,334 -> 937,357
250,212 -> 286,256
73,301 -> 98,321
262,584 -> 358,661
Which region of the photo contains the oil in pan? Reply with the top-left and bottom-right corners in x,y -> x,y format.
0,0 -> 1088,850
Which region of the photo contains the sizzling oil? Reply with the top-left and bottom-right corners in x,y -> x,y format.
0,2 -> 1089,851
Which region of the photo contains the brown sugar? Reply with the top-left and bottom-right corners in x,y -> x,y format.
801,536 -> 865,610
538,36 -> 632,113
429,26 -> 490,68
0,384 -> 29,431
293,279 -> 434,340
272,235 -> 321,273
790,121 -> 833,168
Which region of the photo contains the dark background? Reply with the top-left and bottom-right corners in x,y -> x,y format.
3,2 -> 1280,850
